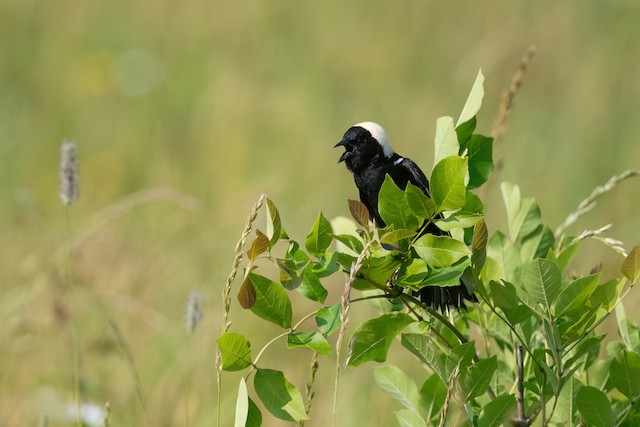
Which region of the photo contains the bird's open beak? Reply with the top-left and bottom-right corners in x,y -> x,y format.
335,139 -> 352,163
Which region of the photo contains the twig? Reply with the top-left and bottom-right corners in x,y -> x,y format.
515,344 -> 527,426
333,241 -> 372,425
439,366 -> 459,427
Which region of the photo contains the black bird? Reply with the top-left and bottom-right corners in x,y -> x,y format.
335,121 -> 476,311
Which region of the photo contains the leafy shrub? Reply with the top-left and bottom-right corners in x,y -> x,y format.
217,71 -> 640,427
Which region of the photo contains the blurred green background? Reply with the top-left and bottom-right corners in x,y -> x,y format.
2,0 -> 639,425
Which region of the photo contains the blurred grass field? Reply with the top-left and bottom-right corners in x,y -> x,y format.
1,0 -> 639,425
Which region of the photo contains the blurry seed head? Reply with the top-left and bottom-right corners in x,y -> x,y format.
185,291 -> 203,333
59,141 -> 79,205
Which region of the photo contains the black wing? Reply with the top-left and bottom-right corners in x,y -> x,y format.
398,157 -> 431,196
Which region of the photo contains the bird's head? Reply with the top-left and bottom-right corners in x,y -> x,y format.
335,121 -> 394,172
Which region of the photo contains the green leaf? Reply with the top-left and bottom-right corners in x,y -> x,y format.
433,116 -> 460,170
379,175 -> 420,231
621,245 -> 640,283
394,410 -> 426,427
555,273 -> 599,316
249,273 -> 292,329
266,198 -> 287,249
254,368 -> 308,421
313,251 -> 340,278
455,116 -> 476,146
297,267 -> 328,303
520,225 -> 555,262
359,255 -> 403,286
557,237 -> 581,273
421,258 -> 469,288
395,258 -> 430,290
460,134 -> 493,189
486,231 -> 521,283
430,156 -> 468,212
563,336 -> 604,373
616,304 -> 640,352
287,331 -> 331,356
419,374 -> 447,420
316,302 -> 341,336
500,182 -> 542,242
562,306 -> 600,342
278,241 -> 310,290
374,365 -> 421,415
381,229 -> 417,245
234,377 -> 249,427
520,258 -> 561,312
609,350 -> 640,400
405,182 -> 436,219
401,333 -> 445,380
414,234 -> 471,268
477,394 -> 517,427
489,280 -> 519,310
464,191 -> 484,214
434,211 -> 483,232
460,356 -> 497,401
349,313 -> 415,366
576,385 -> 614,427
590,279 -> 619,311
217,332 -> 252,372
333,233 -> 364,254
246,398 -> 262,427
471,219 -> 488,275
445,342 -> 476,378
305,211 -> 333,257
457,69 -> 485,127
247,230 -> 270,260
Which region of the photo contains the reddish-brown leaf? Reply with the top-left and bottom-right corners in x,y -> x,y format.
348,199 -> 370,228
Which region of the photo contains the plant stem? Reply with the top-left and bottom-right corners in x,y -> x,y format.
63,209 -> 82,427
515,344 -> 526,425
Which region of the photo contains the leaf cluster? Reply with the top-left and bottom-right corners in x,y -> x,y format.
217,70 -> 640,427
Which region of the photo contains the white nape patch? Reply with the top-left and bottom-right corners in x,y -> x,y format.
393,157 -> 404,166
355,121 -> 394,158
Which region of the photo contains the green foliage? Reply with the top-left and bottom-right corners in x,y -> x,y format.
253,369 -> 308,421
348,313 -> 415,366
217,72 -> 640,426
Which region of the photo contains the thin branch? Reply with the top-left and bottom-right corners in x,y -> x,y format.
515,344 -> 527,426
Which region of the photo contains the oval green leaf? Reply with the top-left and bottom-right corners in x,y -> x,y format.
520,258 -> 561,311
414,234 -> 471,268
576,385 -> 614,427
287,331 -> 331,356
254,368 -> 308,421
217,332 -> 252,372
609,350 -> 640,400
379,175 -> 420,231
305,211 -> 333,258
348,313 -> 415,366
430,156 -> 468,212
249,273 -> 292,328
